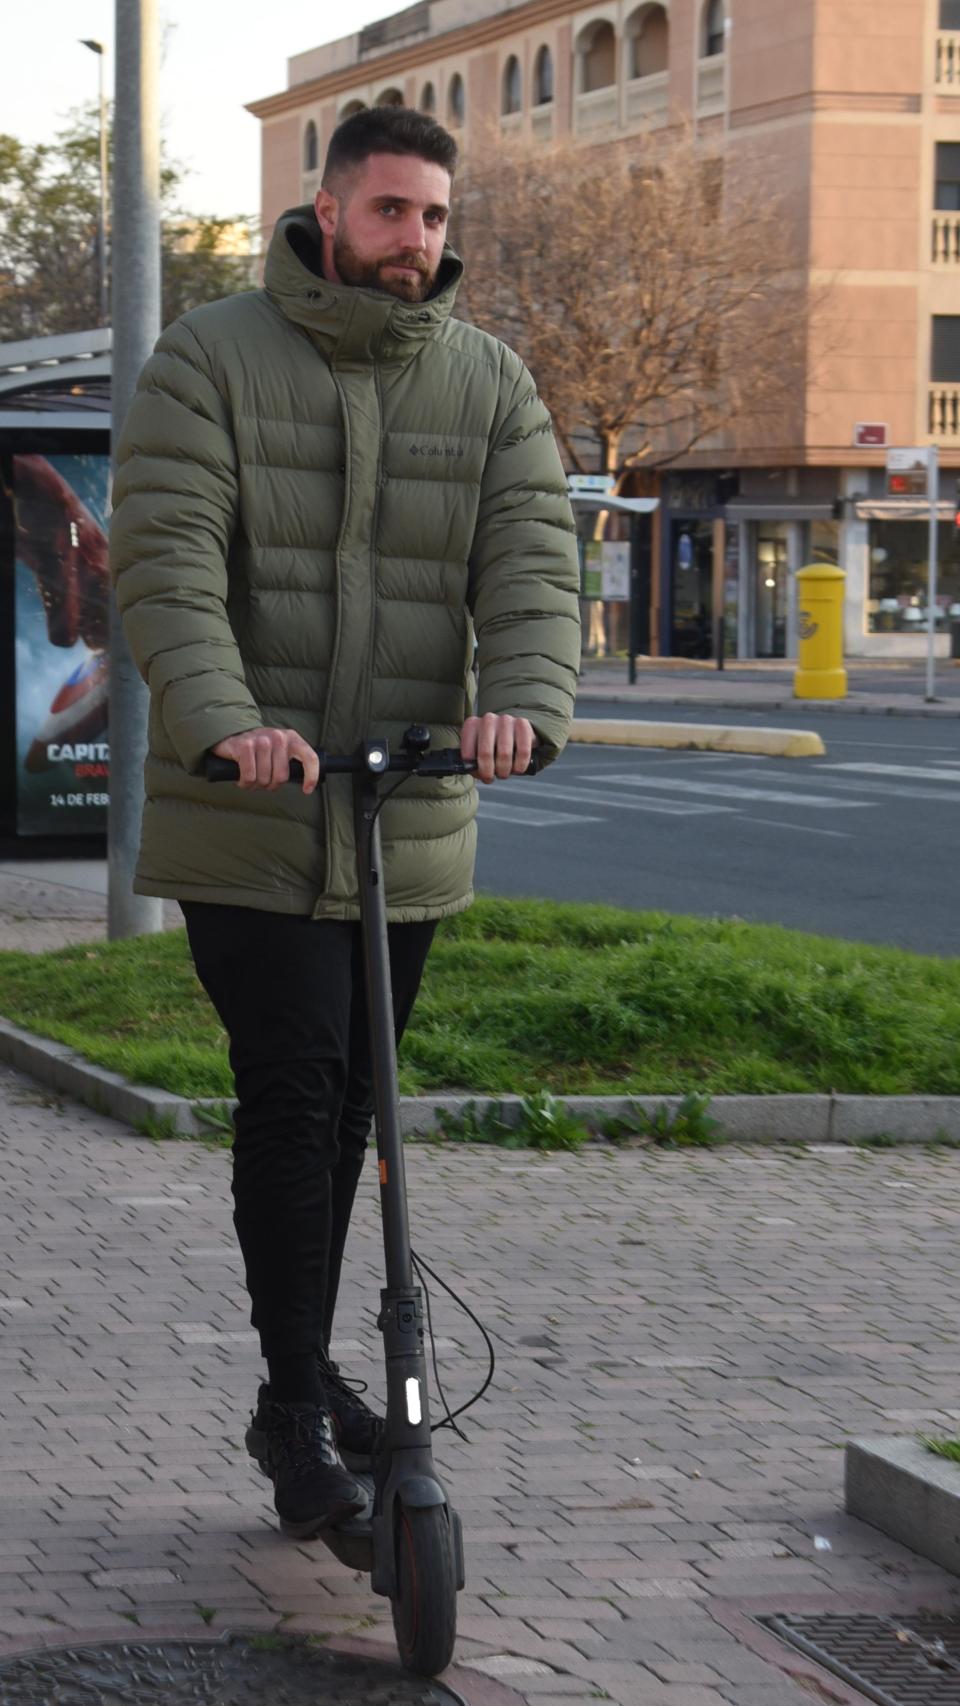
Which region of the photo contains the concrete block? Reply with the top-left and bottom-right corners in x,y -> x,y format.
569,718 -> 825,758
846,1435 -> 960,1575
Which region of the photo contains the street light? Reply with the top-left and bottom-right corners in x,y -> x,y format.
80,38 -> 109,327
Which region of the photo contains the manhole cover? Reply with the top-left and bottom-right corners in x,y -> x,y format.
759,1612 -> 960,1706
0,1635 -> 467,1706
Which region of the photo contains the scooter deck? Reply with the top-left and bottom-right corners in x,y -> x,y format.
319,1471 -> 375,1572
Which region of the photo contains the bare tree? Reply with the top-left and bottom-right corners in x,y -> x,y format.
454,129 -> 819,488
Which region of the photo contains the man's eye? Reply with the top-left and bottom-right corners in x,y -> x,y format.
378,204 -> 397,216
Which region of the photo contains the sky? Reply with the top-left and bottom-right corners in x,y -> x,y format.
2,1 -> 395,223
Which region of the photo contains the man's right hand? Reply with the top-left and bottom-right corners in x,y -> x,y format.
210,728 -> 321,794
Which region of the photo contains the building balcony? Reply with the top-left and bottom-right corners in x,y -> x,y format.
932,212 -> 960,261
531,103 -> 553,142
696,54 -> 725,119
625,69 -> 669,128
929,383 -> 960,437
935,29 -> 960,85
574,84 -> 619,135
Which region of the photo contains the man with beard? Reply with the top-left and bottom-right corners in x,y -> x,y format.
110,106 -> 580,1539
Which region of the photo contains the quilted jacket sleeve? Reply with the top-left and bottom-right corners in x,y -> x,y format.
109,317 -> 263,774
466,348 -> 581,765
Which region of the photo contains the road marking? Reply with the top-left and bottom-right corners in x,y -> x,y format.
740,816 -> 851,839
524,782 -> 735,816
712,766 -> 960,805
476,800 -> 601,827
822,761 -> 960,783
587,774 -> 872,809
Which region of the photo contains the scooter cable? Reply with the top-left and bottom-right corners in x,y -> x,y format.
411,1246 -> 497,1438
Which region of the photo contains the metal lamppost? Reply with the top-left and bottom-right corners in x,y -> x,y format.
80,38 -> 109,326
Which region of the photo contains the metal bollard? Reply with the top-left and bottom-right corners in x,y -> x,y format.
794,565 -> 848,700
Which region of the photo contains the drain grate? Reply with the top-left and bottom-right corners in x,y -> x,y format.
0,1634 -> 467,1706
759,1612 -> 960,1706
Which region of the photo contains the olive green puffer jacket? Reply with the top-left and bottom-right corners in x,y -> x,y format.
110,206 -> 581,920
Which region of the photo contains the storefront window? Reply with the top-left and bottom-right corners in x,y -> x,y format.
867,520 -> 960,632
808,520 -> 839,566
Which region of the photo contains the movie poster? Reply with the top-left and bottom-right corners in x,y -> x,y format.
11,453 -> 110,835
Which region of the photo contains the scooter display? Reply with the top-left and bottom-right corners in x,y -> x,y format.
206,724 -> 540,1676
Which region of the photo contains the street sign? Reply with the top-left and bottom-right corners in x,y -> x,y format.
885,446 -> 933,498
855,422 -> 887,447
568,474 -> 615,495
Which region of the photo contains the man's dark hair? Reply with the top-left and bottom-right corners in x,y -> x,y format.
322,106 -> 458,189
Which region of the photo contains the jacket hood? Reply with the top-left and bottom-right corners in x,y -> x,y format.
263,204 -> 464,364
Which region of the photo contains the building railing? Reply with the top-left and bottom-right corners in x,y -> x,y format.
929,383 -> 960,437
531,103 -> 553,141
696,54 -> 725,118
625,69 -> 669,128
499,110 -> 522,134
935,30 -> 960,85
574,84 -> 619,134
932,213 -> 960,262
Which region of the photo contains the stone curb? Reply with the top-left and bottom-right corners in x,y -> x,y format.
570,716 -> 825,757
1,1017 -> 958,1144
845,1437 -> 960,1577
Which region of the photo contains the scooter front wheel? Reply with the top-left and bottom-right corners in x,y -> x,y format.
392,1504 -> 458,1676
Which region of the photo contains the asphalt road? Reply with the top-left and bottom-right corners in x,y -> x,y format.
474,702 -> 960,955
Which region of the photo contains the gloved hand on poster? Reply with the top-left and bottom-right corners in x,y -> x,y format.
11,454 -> 109,650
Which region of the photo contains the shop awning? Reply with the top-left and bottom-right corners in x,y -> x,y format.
855,499 -> 955,521
723,502 -> 837,521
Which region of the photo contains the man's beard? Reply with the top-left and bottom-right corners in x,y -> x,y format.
332,229 -> 435,303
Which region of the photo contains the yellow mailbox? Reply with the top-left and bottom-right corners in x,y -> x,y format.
794,564 -> 847,700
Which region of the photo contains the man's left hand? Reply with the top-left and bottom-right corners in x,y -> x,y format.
460,713 -> 535,784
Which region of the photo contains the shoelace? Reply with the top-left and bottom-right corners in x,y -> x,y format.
268,1406 -> 338,1481
318,1358 -> 377,1418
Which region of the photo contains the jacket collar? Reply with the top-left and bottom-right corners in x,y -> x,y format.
263,205 -> 463,365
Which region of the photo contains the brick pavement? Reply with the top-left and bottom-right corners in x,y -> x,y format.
1,1066 -> 960,1703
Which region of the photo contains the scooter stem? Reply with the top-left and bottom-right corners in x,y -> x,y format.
353,764 -> 415,1294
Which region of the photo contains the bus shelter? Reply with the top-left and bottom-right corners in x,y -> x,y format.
0,329 -> 111,841
568,491 -> 659,685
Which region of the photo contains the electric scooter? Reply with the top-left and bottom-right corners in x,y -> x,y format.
207,724 -> 540,1677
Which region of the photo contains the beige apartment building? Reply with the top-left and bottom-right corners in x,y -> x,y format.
248,0 -> 960,660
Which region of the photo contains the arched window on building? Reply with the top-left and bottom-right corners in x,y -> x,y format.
448,72 -> 465,126
420,81 -> 436,114
703,0 -> 726,57
576,19 -> 617,94
303,121 -> 318,172
339,99 -> 366,119
533,44 -> 554,105
502,54 -> 522,114
626,4 -> 669,78
375,87 -> 404,107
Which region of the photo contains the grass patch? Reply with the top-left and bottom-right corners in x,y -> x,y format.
920,1435 -> 960,1464
0,897 -> 957,1098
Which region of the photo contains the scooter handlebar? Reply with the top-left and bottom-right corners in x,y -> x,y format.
204,745 -> 544,785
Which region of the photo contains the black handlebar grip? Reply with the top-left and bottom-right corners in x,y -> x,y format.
204,756 -> 306,784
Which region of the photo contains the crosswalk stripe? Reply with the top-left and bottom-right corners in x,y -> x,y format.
822,762 -> 960,783
582,774 -> 872,809
476,800 -> 602,828
706,765 -> 960,804
522,782 -> 735,817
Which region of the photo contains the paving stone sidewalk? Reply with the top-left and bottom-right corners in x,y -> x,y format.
1,1063 -> 959,1703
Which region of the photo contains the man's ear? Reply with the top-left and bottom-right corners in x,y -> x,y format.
315,186 -> 338,238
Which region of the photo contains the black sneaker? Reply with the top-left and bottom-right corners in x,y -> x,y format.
245,1394 -> 365,1539
315,1354 -> 384,1472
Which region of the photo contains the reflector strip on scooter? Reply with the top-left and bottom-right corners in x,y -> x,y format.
379,1160 -> 388,1185
405,1378 -> 422,1425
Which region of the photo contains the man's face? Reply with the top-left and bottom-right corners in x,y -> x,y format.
315,153 -> 451,303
